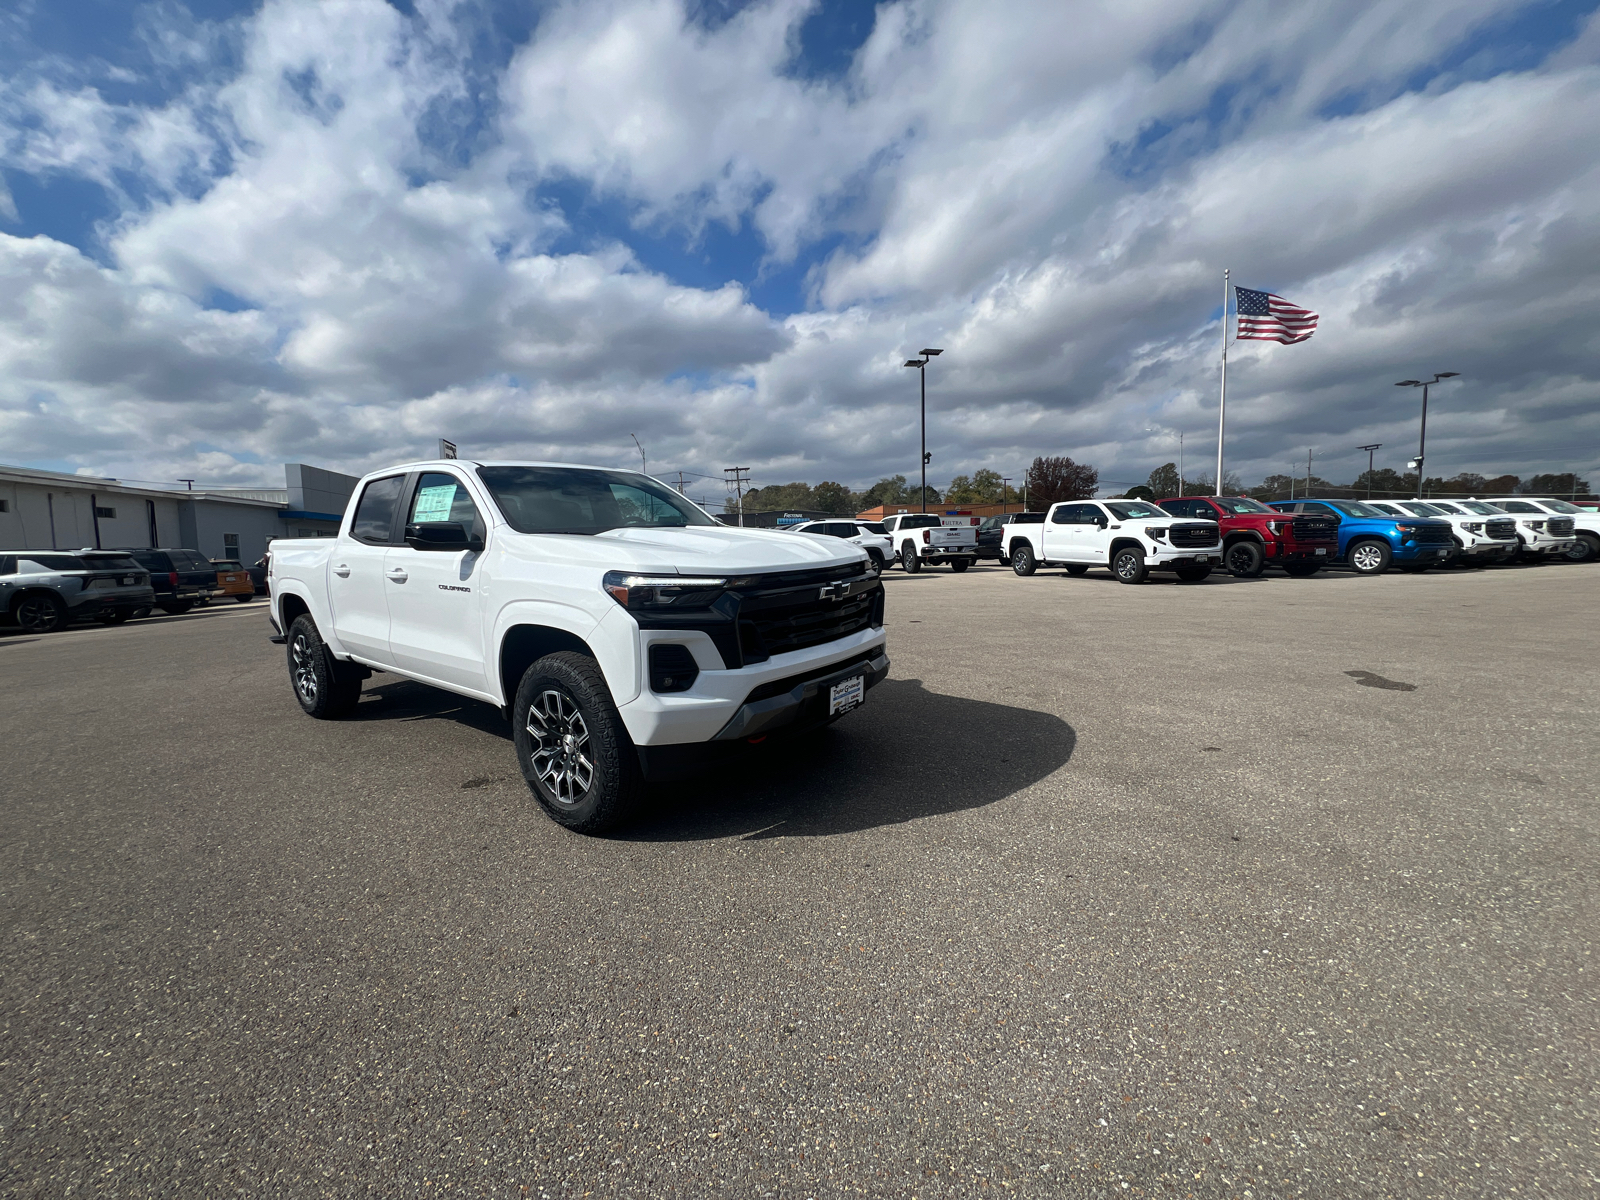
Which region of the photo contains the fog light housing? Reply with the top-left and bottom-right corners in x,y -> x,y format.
649,644 -> 699,693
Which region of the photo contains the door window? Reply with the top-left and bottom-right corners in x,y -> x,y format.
1048,505 -> 1073,524
1495,501 -> 1538,513
409,473 -> 482,531
351,475 -> 407,543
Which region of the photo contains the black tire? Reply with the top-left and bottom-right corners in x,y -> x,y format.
513,652 -> 642,834
96,609 -> 132,625
287,615 -> 362,719
1064,564 -> 1089,576
158,600 -> 195,615
1346,539 -> 1391,576
1010,544 -> 1036,576
1282,563 -> 1321,578
1112,545 -> 1148,584
901,543 -> 921,574
1567,533 -> 1599,563
1174,565 -> 1212,582
949,557 -> 971,573
130,606 -> 153,620
1224,539 -> 1264,578
13,591 -> 68,633
234,593 -> 254,603
866,549 -> 884,572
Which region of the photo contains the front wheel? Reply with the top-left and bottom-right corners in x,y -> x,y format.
1112,546 -> 1148,584
1224,540 -> 1264,578
901,543 -> 922,574
1346,539 -> 1391,575
1567,533 -> 1599,563
1174,565 -> 1212,583
13,592 -> 68,633
1010,545 -> 1036,576
513,652 -> 642,834
287,615 -> 362,719
949,557 -> 971,573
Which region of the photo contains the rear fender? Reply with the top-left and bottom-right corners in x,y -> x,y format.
271,585 -> 345,655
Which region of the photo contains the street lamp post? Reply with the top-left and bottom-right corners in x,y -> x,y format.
903,349 -> 944,513
1357,444 -> 1382,499
1395,373 -> 1459,499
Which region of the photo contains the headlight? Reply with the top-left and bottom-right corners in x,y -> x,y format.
1395,523 -> 1419,532
602,572 -> 727,610
1145,527 -> 1168,541
1525,519 -> 1545,531
1464,522 -> 1483,533
1267,519 -> 1290,535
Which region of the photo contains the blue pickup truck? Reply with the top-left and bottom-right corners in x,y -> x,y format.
1267,499 -> 1455,575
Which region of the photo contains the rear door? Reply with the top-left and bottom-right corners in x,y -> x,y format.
330,474 -> 406,664
384,470 -> 490,692
1042,505 -> 1075,560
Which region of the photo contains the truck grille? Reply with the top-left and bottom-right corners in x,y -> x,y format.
1546,517 -> 1575,536
1485,518 -> 1516,540
1291,516 -> 1338,542
1411,524 -> 1453,545
1168,522 -> 1220,548
738,586 -> 877,662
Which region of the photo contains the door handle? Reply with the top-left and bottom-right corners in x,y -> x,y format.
386,568 -> 408,583
333,564 -> 351,578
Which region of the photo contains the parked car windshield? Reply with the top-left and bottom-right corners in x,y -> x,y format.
1327,500 -> 1388,517
1456,501 -> 1502,515
1105,502 -> 1162,519
1400,502 -> 1448,516
476,466 -> 717,534
1536,499 -> 1583,514
1214,497 -> 1273,514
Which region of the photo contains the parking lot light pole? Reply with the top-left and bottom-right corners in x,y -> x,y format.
1001,477 -> 1011,514
1357,444 -> 1382,498
1395,373 -> 1459,499
904,349 -> 943,513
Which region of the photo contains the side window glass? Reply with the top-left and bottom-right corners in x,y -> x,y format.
1049,505 -> 1071,524
0,556 -> 14,576
410,473 -> 481,530
351,475 -> 407,543
1499,501 -> 1536,513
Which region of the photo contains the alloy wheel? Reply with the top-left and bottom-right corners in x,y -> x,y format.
1351,544 -> 1384,572
526,689 -> 595,806
290,632 -> 319,704
15,597 -> 62,633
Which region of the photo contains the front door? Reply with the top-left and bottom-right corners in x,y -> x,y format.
384,471 -> 490,692
329,474 -> 407,663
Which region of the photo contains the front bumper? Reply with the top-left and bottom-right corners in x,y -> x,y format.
1273,541 -> 1335,561
1521,537 -> 1576,555
1150,548 -> 1220,568
1392,542 -> 1453,562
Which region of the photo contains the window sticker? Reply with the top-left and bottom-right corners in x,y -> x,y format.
413,483 -> 458,523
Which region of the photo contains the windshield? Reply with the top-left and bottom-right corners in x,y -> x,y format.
1456,501 -> 1501,515
898,515 -> 943,528
1536,499 -> 1582,514
1328,500 -> 1387,518
1401,502 -> 1448,516
1426,502 -> 1465,514
1105,502 -> 1162,519
476,466 -> 718,534
1213,497 -> 1272,514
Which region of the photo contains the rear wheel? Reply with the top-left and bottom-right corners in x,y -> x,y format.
866,549 -> 884,572
1174,564 -> 1212,582
158,600 -> 195,615
287,615 -> 362,719
513,652 -> 642,834
1010,544 -> 1036,576
1282,563 -> 1321,577
1112,546 -> 1148,584
1064,564 -> 1089,576
1347,539 -> 1391,575
949,557 -> 971,573
234,593 -> 254,603
1566,533 -> 1599,563
901,542 -> 921,574
13,592 -> 68,633
1224,540 -> 1265,578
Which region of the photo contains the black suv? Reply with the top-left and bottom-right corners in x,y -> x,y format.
0,551 -> 155,633
121,548 -> 219,614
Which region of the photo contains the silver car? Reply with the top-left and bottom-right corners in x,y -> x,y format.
0,550 -> 156,633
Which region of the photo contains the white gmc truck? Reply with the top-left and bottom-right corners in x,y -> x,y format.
881,513 -> 978,573
268,461 -> 889,833
1002,498 -> 1222,583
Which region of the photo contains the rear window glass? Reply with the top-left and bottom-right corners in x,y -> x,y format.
130,551 -> 169,570
897,515 -> 943,529
81,555 -> 141,571
860,522 -> 887,534
212,560 -> 243,569
172,551 -> 211,569
19,554 -> 86,571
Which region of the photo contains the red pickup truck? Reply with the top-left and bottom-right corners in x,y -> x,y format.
1155,495 -> 1338,577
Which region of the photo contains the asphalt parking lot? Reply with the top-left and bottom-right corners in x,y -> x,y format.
3,563 -> 1597,1198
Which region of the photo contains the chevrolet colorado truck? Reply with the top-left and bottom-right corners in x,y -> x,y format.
881,513 -> 978,573
1003,499 -> 1221,583
1266,499 -> 1454,574
1155,494 -> 1337,577
268,461 -> 889,833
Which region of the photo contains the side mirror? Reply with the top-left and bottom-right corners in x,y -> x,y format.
1096,515 -> 1109,528
405,522 -> 484,552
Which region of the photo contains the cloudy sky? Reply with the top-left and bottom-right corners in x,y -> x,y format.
2,0 -> 1597,501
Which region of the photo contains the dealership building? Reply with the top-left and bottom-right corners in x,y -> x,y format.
0,462 -> 360,564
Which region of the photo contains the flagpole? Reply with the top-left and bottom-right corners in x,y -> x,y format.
1216,268 -> 1228,496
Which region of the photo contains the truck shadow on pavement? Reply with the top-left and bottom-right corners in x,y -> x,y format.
625,677 -> 1076,841
353,677 -> 513,739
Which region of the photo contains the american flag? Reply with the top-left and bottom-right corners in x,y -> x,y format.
1234,287 -> 1318,344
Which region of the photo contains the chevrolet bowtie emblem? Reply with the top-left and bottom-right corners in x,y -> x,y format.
818,581 -> 851,601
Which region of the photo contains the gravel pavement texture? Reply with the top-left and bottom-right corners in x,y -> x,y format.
2,563 -> 1596,1198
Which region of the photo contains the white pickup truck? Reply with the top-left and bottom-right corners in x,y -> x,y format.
880,513 -> 978,573
268,460 -> 889,833
1002,498 -> 1222,583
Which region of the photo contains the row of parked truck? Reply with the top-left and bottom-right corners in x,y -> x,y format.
787,493 -> 1595,582
0,548 -> 266,634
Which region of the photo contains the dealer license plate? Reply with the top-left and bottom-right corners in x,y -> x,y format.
829,675 -> 865,716
1315,548 -> 1326,555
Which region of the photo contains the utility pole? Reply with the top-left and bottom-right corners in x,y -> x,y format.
630,434 -> 647,475
723,466 -> 751,527
1307,447 -> 1313,496
902,348 -> 944,513
1001,477 -> 1011,514
1179,432 -> 1185,497
673,471 -> 688,495
178,479 -> 195,491
1357,444 -> 1382,499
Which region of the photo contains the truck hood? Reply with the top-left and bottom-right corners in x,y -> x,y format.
512,524 -> 865,575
